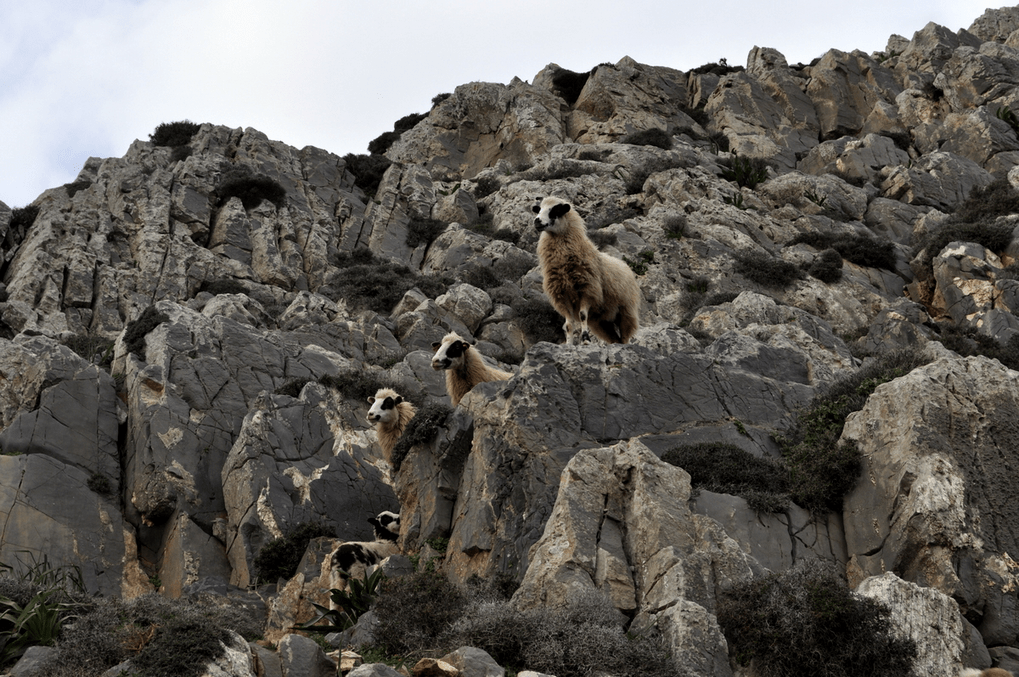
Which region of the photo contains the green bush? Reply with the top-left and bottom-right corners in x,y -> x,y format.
391,403 -> 452,472
432,93 -> 452,107
318,370 -> 388,402
717,559 -> 916,677
662,443 -> 789,513
169,145 -> 193,163
913,218 -> 1014,274
64,180 -> 92,198
808,248 -> 844,283
624,249 -> 655,275
343,153 -> 392,198
778,348 -> 933,513
663,214 -> 687,239
86,472 -> 113,496
63,334 -> 115,367
955,177 -> 1019,224
447,593 -> 674,677
367,131 -> 401,156
551,67 -> 591,105
371,571 -> 466,656
9,205 -> 39,231
406,218 -> 448,248
198,278 -> 248,296
53,593 -> 263,677
512,297 -> 566,345
149,120 -> 201,148
323,258 -> 449,313
0,556 -> 88,668
690,58 -> 743,76
394,113 -> 426,133
721,151 -> 770,189
790,232 -> 896,272
298,568 -> 385,633
734,250 -> 802,288
335,247 -> 378,268
936,324 -> 1019,371
216,169 -> 286,210
124,305 -> 169,359
253,522 -> 336,585
473,176 -> 501,199
620,128 -> 673,150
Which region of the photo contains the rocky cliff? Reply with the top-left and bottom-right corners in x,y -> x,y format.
4,5 -> 1019,676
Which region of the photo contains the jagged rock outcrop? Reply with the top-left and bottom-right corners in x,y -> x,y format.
6,5 -> 1019,674
843,356 -> 1019,646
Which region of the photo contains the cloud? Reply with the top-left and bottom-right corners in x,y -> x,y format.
0,0 -> 998,208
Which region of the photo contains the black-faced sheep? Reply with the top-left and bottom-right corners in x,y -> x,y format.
367,388 -> 416,462
328,510 -> 401,596
431,331 -> 513,406
532,196 -> 641,345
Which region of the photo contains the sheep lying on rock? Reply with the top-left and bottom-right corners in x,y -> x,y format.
328,511 -> 400,597
532,196 -> 641,345
431,332 -> 513,406
367,388 -> 416,462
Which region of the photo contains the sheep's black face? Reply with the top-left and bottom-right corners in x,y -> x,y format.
370,510 -> 401,541
367,395 -> 400,424
533,200 -> 571,233
431,338 -> 468,370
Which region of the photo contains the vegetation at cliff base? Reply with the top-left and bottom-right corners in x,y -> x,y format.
717,559 -> 916,677
252,522 -> 336,585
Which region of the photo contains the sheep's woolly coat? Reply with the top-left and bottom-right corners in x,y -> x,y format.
431,332 -> 513,406
367,388 -> 416,461
327,511 -> 401,598
533,197 -> 640,344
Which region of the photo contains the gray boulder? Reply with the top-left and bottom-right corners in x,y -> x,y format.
843,356 -> 1019,646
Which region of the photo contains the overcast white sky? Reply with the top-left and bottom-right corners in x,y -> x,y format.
0,0 -> 997,208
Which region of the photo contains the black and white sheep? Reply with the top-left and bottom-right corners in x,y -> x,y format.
431,331 -> 513,406
328,510 -> 401,595
367,388 -> 416,461
532,196 -> 641,345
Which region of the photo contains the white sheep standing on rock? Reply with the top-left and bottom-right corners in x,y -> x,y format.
367,388 -> 416,462
328,510 -> 401,600
431,332 -> 513,406
532,196 -> 641,345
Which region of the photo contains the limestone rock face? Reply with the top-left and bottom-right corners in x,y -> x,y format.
512,440 -> 754,677
443,337 -> 819,585
10,6 -> 1019,671
843,356 -> 1019,646
856,572 -> 986,677
388,81 -> 567,180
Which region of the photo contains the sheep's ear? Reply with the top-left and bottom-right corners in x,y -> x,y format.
394,396 -> 403,405
531,204 -> 541,214
459,341 -> 471,351
431,341 -> 441,351
368,396 -> 376,404
549,203 -> 571,219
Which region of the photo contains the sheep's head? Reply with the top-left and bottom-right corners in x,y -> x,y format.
431,332 -> 471,370
367,388 -> 403,425
369,510 -> 400,541
532,196 -> 573,234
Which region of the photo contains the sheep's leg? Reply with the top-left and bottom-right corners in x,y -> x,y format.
577,302 -> 593,344
563,318 -> 576,345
